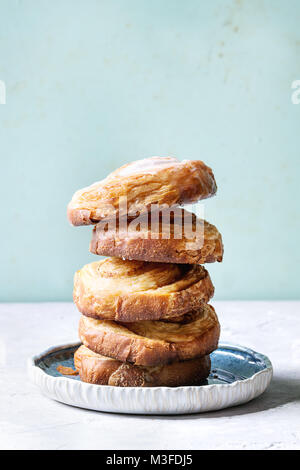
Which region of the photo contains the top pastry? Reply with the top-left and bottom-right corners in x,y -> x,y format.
67,156 -> 217,226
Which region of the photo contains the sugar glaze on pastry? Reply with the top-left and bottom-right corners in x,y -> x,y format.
67,156 -> 217,226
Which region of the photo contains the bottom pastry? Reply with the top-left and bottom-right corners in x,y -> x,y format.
74,345 -> 211,387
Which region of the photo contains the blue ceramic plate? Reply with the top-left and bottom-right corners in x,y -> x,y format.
29,342 -> 273,414
35,342 -> 269,385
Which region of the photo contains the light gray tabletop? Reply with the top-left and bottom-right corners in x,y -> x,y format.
0,301 -> 299,450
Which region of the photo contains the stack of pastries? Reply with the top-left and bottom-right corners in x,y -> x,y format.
67,156 -> 223,387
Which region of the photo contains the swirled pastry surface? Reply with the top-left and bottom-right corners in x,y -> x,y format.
74,345 -> 211,387
74,257 -> 214,321
90,208 -> 223,264
79,304 -> 220,366
67,156 -> 217,226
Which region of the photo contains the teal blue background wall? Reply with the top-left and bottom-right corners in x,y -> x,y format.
0,0 -> 299,301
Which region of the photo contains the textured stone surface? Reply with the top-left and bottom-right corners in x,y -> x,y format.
0,301 -> 299,450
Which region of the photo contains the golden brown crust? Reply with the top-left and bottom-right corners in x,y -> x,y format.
90,208 -> 223,265
73,257 -> 214,322
67,157 -> 217,226
74,345 -> 211,387
78,304 -> 220,366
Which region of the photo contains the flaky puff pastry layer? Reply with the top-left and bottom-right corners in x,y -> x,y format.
73,257 -> 214,322
67,156 -> 217,226
78,304 -> 220,366
90,208 -> 223,265
74,345 -> 211,387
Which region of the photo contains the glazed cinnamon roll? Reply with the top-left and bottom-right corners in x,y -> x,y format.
90,208 -> 223,265
67,156 -> 217,226
73,257 -> 214,322
78,304 -> 220,366
74,345 -> 211,387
